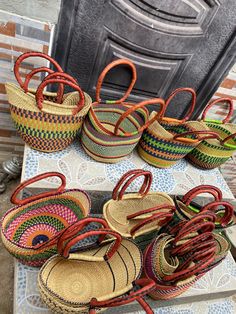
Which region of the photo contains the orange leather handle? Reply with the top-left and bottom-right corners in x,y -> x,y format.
10,172 -> 66,205
173,131 -> 220,143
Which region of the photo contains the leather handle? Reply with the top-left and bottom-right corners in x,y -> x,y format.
14,51 -> 63,88
61,229 -> 122,260
57,217 -> 109,255
10,172 -> 66,205
201,97 -> 234,123
221,132 -> 236,148
114,98 -> 166,136
36,73 -> 84,115
173,131 -> 220,143
127,204 -> 176,220
163,87 -> 196,123
201,201 -> 234,227
112,169 -> 152,200
89,278 -> 155,313
95,58 -> 137,104
181,185 -> 222,206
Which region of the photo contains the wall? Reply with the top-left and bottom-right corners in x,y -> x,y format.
0,0 -> 61,23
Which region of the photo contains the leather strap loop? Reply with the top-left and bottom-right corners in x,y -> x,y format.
201,97 -> 234,123
181,185 -> 222,206
14,51 -> 63,88
173,130 -> 220,143
95,59 -> 137,104
10,172 -> 66,205
221,132 -> 236,148
112,170 -> 152,200
201,201 -> 234,227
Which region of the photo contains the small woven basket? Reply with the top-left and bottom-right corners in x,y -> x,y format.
0,172 -> 90,267
143,213 -> 227,300
38,218 -> 155,314
138,111 -> 218,168
172,185 -> 234,229
81,59 -> 165,163
6,52 -> 92,152
103,169 -> 175,239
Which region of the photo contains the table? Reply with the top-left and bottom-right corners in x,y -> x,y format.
14,141 -> 236,314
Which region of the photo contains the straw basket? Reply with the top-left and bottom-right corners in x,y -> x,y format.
38,217 -> 155,314
143,213 -> 223,300
6,52 -> 92,152
138,110 -> 218,168
103,169 -> 175,240
172,185 -> 234,228
81,59 -> 165,163
159,87 -> 196,131
0,172 -> 90,267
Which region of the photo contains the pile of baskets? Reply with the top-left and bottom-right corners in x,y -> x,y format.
6,52 -> 236,169
1,169 -> 235,313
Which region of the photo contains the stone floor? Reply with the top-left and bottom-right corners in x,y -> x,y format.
0,179 -> 19,314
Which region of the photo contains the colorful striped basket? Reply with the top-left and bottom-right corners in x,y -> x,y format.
200,97 -> 236,145
0,172 -> 91,267
5,52 -> 92,152
138,110 -> 218,168
38,217 -> 155,314
159,87 -> 196,131
172,185 -> 234,229
103,169 -> 175,239
81,59 -> 166,163
143,212 -> 227,300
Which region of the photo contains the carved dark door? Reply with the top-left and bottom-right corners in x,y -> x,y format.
53,0 -> 236,118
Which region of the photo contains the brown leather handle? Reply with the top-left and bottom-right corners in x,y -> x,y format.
22,67 -> 64,103
36,72 -> 84,115
201,97 -> 234,123
95,58 -> 137,104
112,169 -> 152,200
181,185 -> 222,206
162,87 -> 196,123
10,172 -> 66,205
173,131 -> 220,143
114,98 -> 166,136
14,51 -> 63,88
221,132 -> 236,147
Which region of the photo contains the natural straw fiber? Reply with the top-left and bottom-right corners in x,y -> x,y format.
0,172 -> 90,267
173,185 -> 234,228
38,218 -> 155,314
81,59 -> 166,163
103,169 -> 175,238
143,212 -> 229,300
6,52 -> 92,152
138,111 -> 218,168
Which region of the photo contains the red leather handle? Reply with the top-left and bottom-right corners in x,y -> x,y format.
130,212 -> 174,237
112,169 -> 152,200
163,87 -> 196,122
201,97 -> 234,123
14,52 -> 63,88
36,73 -> 85,115
61,229 -> 122,260
89,278 -> 155,314
201,201 -> 234,227
173,131 -> 220,143
127,204 -> 176,220
221,132 -> 236,146
22,67 -> 64,104
114,98 -> 166,136
57,217 -> 109,255
181,185 -> 222,206
10,172 -> 66,205
95,58 -> 137,104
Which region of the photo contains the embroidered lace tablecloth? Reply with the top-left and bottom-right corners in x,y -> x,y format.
21,142 -> 234,199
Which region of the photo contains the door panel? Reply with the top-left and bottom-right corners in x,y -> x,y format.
53,0 -> 236,118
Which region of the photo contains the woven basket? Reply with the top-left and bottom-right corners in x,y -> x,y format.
159,87 -> 196,131
200,97 -> 236,146
143,213 -> 226,300
81,59 -> 165,163
103,169 -> 175,239
0,172 -> 91,267
6,52 -> 92,152
173,185 -> 234,228
138,110 -> 218,168
38,217 -> 155,314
